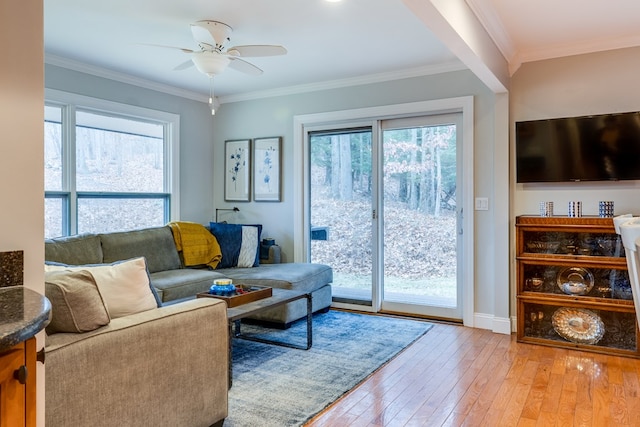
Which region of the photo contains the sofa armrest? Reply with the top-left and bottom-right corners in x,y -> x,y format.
261,244 -> 281,264
45,299 -> 228,427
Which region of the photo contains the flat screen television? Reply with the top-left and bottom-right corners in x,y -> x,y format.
516,111 -> 640,183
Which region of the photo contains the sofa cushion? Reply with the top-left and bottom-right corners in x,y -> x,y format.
209,222 -> 262,268
151,268 -> 228,302
45,234 -> 103,265
100,226 -> 182,273
222,263 -> 333,294
44,269 -> 110,334
45,257 -> 160,319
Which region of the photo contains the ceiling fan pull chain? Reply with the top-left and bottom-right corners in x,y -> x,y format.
209,76 -> 215,115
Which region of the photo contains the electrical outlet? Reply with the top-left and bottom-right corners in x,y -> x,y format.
475,197 -> 489,211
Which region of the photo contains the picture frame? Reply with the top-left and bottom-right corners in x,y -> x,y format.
224,139 -> 251,202
253,137 -> 282,202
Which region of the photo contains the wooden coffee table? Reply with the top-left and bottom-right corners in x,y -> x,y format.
198,287 -> 313,387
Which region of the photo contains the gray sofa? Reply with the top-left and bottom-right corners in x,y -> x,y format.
44,225 -> 334,325
43,225 -> 332,427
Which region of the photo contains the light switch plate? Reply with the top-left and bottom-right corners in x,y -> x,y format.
475,197 -> 489,211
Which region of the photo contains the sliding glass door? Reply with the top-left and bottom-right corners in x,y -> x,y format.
306,112 -> 465,321
380,114 -> 462,319
309,128 -> 374,304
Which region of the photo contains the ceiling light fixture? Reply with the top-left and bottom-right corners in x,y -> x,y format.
191,50 -> 232,116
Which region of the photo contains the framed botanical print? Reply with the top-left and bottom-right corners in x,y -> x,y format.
253,137 -> 281,202
224,139 -> 251,202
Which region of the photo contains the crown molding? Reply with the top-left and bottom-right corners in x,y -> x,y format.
465,0 -> 515,63
45,54 -> 208,103
465,0 -> 640,75
218,60 -> 467,104
46,54 -> 467,106
516,33 -> 640,65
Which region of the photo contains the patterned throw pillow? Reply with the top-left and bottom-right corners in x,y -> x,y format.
208,222 -> 262,268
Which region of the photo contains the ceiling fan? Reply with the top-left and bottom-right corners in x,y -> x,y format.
164,20 -> 287,114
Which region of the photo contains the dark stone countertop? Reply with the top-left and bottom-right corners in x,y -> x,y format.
0,286 -> 51,352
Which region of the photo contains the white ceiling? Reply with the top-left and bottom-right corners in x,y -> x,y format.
44,0 -> 640,102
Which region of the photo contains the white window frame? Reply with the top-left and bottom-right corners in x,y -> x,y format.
45,89 -> 180,235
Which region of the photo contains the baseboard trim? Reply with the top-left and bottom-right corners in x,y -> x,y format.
474,312 -> 511,335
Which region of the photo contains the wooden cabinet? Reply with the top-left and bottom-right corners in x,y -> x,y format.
516,216 -> 639,358
0,338 -> 36,427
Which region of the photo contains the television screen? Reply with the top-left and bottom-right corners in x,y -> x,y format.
516,111 -> 640,183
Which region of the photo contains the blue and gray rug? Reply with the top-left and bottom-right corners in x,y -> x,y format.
225,310 -> 433,427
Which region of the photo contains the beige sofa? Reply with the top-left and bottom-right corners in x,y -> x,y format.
45,298 -> 228,427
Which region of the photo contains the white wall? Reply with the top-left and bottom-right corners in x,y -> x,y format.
510,46 -> 640,317
213,70 -> 509,327
0,1 -> 45,424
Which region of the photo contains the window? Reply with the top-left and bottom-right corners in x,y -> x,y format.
44,90 -> 179,238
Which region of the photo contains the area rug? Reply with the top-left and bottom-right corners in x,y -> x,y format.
225,310 -> 433,427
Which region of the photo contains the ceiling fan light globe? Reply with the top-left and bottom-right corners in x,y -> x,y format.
192,51 -> 230,75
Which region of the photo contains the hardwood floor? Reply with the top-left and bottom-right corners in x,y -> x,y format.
305,320 -> 640,426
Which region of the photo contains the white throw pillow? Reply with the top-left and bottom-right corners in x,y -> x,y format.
237,226 -> 259,268
45,257 -> 158,319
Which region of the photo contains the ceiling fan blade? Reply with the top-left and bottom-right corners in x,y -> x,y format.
138,43 -> 194,54
227,45 -> 287,57
191,20 -> 232,48
173,60 -> 194,71
228,57 -> 263,76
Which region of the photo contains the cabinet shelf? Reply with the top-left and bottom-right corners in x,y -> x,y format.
516,255 -> 627,268
516,215 -> 639,358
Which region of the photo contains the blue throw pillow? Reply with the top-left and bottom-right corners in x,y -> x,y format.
209,223 -> 262,268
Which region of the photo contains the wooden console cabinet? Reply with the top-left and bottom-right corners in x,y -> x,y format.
516,216 -> 640,358
0,337 -> 36,427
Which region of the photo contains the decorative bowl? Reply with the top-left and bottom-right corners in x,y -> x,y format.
551,307 -> 605,345
209,283 -> 236,296
526,277 -> 544,290
557,267 -> 594,296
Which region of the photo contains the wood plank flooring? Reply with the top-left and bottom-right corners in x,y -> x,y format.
305,319 -> 640,426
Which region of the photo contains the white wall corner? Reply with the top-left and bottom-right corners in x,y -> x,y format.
511,315 -> 518,333
474,312 -> 512,335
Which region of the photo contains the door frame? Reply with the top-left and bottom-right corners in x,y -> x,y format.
293,97 -> 475,327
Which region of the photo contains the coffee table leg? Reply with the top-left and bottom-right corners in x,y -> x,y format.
305,294 -> 313,349
232,293 -> 313,350
234,319 -> 241,337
